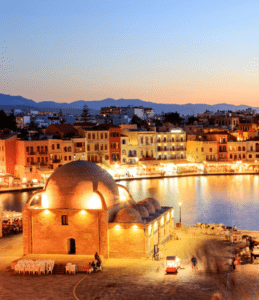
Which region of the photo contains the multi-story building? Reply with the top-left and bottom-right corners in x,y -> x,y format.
100,106 -> 122,116
78,124 -> 121,165
186,139 -> 218,163
16,116 -> 30,129
156,129 -> 186,160
228,141 -> 247,161
44,124 -> 78,138
0,134 -> 17,174
204,132 -> 228,161
15,139 -> 49,181
120,134 -> 138,165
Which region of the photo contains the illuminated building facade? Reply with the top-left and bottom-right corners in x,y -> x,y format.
23,161 -> 174,258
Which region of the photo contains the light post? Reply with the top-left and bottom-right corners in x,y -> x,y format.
179,202 -> 182,226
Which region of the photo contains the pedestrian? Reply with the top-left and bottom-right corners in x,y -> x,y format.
191,255 -> 197,269
232,257 -> 236,271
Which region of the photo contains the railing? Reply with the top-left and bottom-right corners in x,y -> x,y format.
128,154 -> 137,157
26,152 -> 36,155
38,151 -> 48,155
51,159 -> 62,163
74,147 -> 85,153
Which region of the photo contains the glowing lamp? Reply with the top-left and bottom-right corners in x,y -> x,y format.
115,225 -> 121,230
86,193 -> 102,209
80,210 -> 86,215
44,210 -> 50,215
42,193 -> 49,208
132,225 -> 138,230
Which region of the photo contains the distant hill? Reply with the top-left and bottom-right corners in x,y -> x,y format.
0,93 -> 258,116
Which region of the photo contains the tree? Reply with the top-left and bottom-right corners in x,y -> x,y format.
163,112 -> 183,125
81,105 -> 90,121
187,116 -> 199,125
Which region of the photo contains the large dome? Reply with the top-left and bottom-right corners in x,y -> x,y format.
44,161 -> 120,209
114,207 -> 142,223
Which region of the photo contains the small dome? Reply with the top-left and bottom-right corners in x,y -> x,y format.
130,204 -> 149,218
114,207 -> 142,223
137,200 -> 155,214
143,197 -> 161,211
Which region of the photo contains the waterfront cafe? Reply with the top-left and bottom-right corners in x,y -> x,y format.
204,161 -> 257,173
171,160 -> 198,174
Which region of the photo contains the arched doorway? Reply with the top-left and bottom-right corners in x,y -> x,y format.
68,238 -> 76,254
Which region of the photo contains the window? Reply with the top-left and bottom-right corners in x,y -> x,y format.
256,154 -> 259,158
68,146 -> 71,152
101,133 -> 103,139
61,215 -> 68,225
88,133 -> 91,139
242,146 -> 245,151
27,157 -> 30,163
100,144 -> 103,150
37,157 -> 40,163
26,147 -> 29,152
243,154 -> 246,159
76,143 -> 82,147
230,154 -> 232,159
87,145 -> 90,151
122,150 -> 126,155
93,133 -> 95,139
52,144 -> 55,150
122,139 -> 126,145
201,147 -> 204,152
105,144 -> 108,150
209,148 -> 212,152
94,144 -> 98,151
141,137 -> 144,144
122,158 -> 126,163
105,155 -> 109,160
45,157 -> 48,162
69,156 -> 71,160
251,146 -> 253,151
116,142 -> 119,149
65,156 -> 67,161
64,147 -> 67,152
105,133 -> 108,139
45,146 -> 48,152
238,147 -> 241,151
37,146 -> 40,152
57,144 -> 60,149
249,154 -> 252,158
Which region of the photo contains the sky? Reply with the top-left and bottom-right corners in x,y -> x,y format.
1,0 -> 259,106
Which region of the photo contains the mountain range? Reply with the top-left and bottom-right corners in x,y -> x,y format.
0,93 -> 258,116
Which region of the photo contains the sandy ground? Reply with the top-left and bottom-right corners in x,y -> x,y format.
0,229 -> 259,300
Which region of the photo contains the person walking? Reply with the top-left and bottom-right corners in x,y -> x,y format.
232,257 -> 236,271
191,255 -> 197,269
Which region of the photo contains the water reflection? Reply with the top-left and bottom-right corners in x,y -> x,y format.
122,175 -> 259,231
1,176 -> 259,230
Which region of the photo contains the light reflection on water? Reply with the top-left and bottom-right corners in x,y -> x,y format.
121,175 -> 259,231
0,176 -> 259,230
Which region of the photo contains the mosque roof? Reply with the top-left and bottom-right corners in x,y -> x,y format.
44,161 -> 120,210
142,197 -> 161,211
114,207 -> 142,223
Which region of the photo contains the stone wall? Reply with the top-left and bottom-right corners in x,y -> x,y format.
108,223 -> 146,258
23,208 -> 109,258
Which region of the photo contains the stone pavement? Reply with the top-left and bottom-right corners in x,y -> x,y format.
0,229 -> 259,300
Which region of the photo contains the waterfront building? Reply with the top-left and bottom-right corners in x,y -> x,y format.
23,161 -> 174,258
155,128 -> 186,161
186,139 -> 218,163
78,124 -> 121,165
120,134 -> 138,165
0,134 -> 17,175
228,140 -> 247,161
15,139 -> 49,182
204,132 -> 228,161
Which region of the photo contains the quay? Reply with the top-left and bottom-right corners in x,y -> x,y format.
0,170 -> 259,193
1,226 -> 259,300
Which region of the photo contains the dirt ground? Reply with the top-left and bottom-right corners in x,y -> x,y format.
0,228 -> 259,300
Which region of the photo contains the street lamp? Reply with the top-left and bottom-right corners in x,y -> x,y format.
179,202 -> 182,225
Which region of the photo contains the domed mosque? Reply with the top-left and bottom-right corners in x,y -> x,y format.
23,161 -> 174,258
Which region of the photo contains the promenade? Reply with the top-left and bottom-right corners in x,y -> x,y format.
0,170 -> 258,193
1,228 -> 259,299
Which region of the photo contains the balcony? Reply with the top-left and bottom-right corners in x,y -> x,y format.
74,147 -> 85,153
38,151 -> 48,155
26,152 -> 36,155
51,159 -> 62,163
128,154 -> 137,158
219,149 -> 227,152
